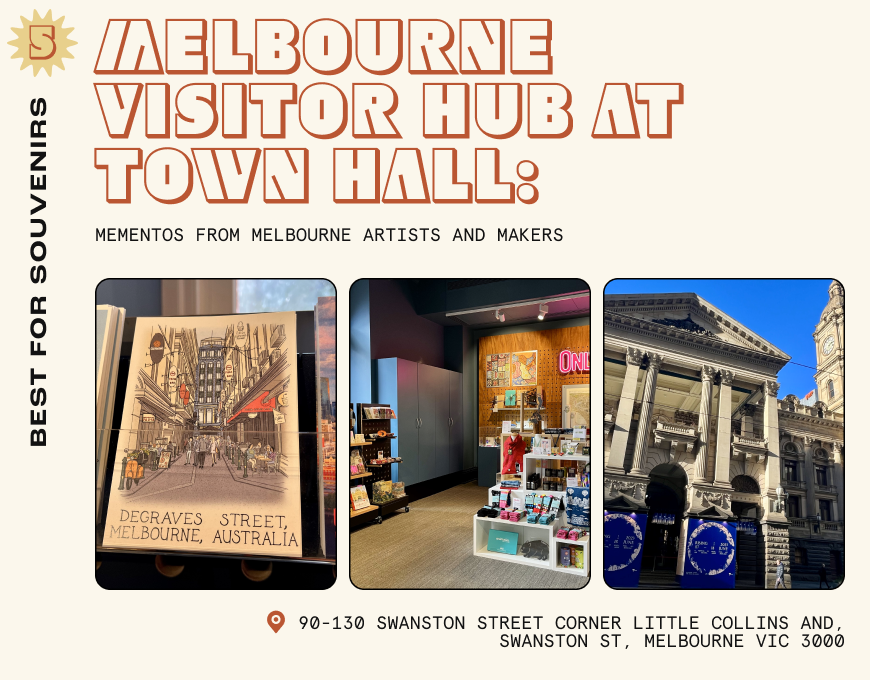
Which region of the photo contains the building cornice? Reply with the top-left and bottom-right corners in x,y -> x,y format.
778,410 -> 844,434
605,310 -> 787,372
604,294 -> 791,361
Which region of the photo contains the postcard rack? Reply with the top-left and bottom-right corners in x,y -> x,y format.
352,402 -> 410,526
349,402 -> 377,528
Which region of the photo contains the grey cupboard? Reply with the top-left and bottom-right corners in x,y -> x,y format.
376,358 -> 464,486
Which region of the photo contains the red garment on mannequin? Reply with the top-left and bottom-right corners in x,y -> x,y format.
501,435 -> 525,474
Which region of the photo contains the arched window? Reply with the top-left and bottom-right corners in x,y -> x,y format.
827,380 -> 835,399
731,475 -> 760,494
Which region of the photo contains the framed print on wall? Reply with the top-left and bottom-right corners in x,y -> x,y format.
485,353 -> 510,387
561,384 -> 590,429
511,350 -> 538,387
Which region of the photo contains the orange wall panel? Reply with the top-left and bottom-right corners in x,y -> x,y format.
478,325 -> 590,430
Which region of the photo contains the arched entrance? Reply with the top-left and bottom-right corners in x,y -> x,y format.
640,463 -> 688,586
730,475 -> 763,588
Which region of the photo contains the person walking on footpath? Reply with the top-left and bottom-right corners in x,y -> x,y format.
185,438 -> 193,466
775,559 -> 786,589
819,563 -> 830,589
210,436 -> 218,466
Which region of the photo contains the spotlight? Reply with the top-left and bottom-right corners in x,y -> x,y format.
537,304 -> 548,321
495,309 -> 505,322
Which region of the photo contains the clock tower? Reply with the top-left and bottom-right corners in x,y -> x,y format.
814,280 -> 845,414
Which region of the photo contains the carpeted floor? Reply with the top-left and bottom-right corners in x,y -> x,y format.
351,482 -> 589,589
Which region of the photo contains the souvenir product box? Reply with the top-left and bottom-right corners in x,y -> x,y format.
351,485 -> 371,511
372,480 -> 394,504
350,450 -> 366,475
565,487 -> 591,528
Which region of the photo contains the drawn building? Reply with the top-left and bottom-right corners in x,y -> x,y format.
223,322 -> 289,451
196,336 -> 224,429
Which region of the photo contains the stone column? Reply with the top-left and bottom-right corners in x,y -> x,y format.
803,435 -> 816,523
833,442 -> 845,523
694,365 -> 715,482
713,369 -> 734,487
606,347 -> 644,471
761,522 -> 791,589
630,353 -> 662,475
739,404 -> 755,438
762,381 -> 783,511
759,380 -> 789,588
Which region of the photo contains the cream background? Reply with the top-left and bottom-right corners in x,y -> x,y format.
2,0 -> 867,676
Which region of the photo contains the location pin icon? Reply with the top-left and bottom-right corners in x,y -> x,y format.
267,611 -> 285,633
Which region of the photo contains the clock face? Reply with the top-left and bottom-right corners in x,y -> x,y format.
822,336 -> 835,356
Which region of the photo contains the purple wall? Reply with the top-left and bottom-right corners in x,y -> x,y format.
369,280 -> 444,368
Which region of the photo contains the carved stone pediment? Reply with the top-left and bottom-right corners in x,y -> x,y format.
694,487 -> 732,511
782,394 -> 800,411
605,476 -> 647,501
732,433 -> 768,462
653,420 -> 697,456
651,313 -> 715,337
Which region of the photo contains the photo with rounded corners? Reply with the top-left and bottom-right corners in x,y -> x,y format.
349,278 -> 592,589
95,278 -> 337,590
601,278 -> 844,591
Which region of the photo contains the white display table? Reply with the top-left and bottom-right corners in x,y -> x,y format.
472,452 -> 590,577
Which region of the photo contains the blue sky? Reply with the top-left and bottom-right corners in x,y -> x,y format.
235,280 -> 336,314
604,279 -> 836,398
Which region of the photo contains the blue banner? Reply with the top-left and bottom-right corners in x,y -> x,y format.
603,512 -> 647,588
680,519 -> 736,589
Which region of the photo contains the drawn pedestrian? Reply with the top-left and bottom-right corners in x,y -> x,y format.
197,436 -> 207,468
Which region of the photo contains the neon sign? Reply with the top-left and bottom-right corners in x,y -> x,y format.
559,350 -> 590,373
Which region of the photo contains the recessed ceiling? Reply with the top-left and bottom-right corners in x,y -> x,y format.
447,294 -> 590,329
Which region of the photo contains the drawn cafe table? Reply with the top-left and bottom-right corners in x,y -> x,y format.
253,455 -> 277,473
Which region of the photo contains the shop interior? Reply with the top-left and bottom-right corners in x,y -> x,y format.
96,279 -> 336,590
350,279 -> 591,589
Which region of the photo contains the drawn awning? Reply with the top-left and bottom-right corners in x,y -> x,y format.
226,390 -> 276,424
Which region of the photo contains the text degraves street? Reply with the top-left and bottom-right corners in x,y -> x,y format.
106,509 -> 299,547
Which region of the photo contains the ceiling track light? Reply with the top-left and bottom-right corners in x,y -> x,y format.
537,304 -> 549,321
495,309 -> 505,322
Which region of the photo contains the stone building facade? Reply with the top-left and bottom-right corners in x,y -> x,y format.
814,281 -> 845,415
603,286 -> 844,589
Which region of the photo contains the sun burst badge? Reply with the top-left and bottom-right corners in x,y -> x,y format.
9,10 -> 76,76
